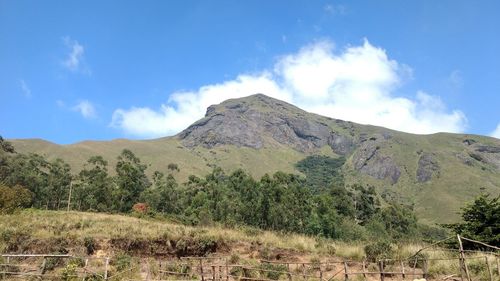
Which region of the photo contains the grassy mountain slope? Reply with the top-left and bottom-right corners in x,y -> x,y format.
9,94 -> 500,224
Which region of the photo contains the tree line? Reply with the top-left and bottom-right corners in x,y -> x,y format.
0,136 -> 444,242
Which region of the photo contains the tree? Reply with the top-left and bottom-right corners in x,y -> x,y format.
0,184 -> 33,214
375,203 -> 418,239
47,158 -> 72,209
352,184 -> 380,224
167,163 -> 179,173
444,194 -> 500,248
141,171 -> 179,214
0,136 -> 15,154
1,153 -> 49,208
114,149 -> 150,212
75,156 -> 113,211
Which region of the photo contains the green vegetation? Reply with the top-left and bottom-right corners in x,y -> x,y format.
295,155 -> 345,190
444,193 -> 500,249
1,136 -> 439,243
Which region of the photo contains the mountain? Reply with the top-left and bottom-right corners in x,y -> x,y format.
9,94 -> 500,224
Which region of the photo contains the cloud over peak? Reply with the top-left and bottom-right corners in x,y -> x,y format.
111,39 -> 467,138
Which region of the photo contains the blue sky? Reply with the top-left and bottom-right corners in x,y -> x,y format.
1,0 -> 499,144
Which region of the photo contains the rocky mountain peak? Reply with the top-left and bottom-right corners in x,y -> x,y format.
178,94 -> 346,152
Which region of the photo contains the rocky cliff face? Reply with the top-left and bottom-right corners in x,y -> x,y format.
179,94 -> 341,152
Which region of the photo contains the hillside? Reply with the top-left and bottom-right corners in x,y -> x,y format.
1,210 -> 498,281
9,94 -> 500,223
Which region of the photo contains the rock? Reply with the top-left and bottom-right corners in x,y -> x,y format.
416,153 -> 440,183
463,138 -> 476,146
328,132 -> 356,155
475,145 -> 500,153
352,139 -> 401,184
463,143 -> 500,169
178,94 -> 342,152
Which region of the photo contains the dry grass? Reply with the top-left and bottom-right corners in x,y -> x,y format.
1,209 -> 498,281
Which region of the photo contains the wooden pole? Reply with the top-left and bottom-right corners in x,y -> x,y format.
83,258 -> 89,281
226,260 -> 229,281
457,234 -> 471,281
200,259 -> 205,281
302,263 -> 306,281
67,182 -> 73,211
379,260 -> 384,281
485,256 -> 492,281
104,257 -> 109,280
362,260 -> 367,279
496,257 -> 500,278
412,258 -> 417,278
343,261 -> 349,281
212,265 -> 216,281
319,263 -> 323,281
422,259 -> 428,280
400,260 -> 405,279
2,256 -> 9,279
40,258 -> 47,275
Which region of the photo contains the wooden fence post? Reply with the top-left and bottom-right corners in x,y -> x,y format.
457,234 -> 471,281
226,260 -> 229,281
485,256 -> 492,281
219,264 -> 223,281
104,257 -> 109,280
302,263 -> 306,281
412,258 -> 417,277
343,261 -> 349,281
40,257 -> 47,275
2,256 -> 9,279
378,260 -> 384,281
200,259 -> 205,281
422,259 -> 428,280
319,263 -> 323,281
496,257 -> 500,278
400,260 -> 405,279
212,265 -> 216,281
362,260 -> 367,279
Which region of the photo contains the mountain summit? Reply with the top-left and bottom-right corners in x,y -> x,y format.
9,94 -> 500,223
179,94 -> 356,153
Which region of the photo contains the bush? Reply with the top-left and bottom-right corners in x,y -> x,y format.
61,262 -> 79,281
259,263 -> 287,280
84,236 -> 96,255
132,203 -> 149,214
113,253 -> 132,271
0,184 -> 33,214
364,241 -> 394,262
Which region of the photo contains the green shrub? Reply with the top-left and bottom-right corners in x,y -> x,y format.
259,263 -> 287,280
113,253 -> 132,271
84,236 -> 96,255
364,241 -> 394,262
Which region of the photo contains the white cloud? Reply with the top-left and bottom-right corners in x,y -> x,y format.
491,123 -> 500,139
448,70 -> 464,90
111,74 -> 290,137
19,79 -> 31,98
61,37 -> 90,74
72,100 -> 96,119
324,3 -> 347,15
111,39 -> 467,138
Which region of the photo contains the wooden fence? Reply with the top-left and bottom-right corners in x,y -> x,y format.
1,235 -> 499,280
